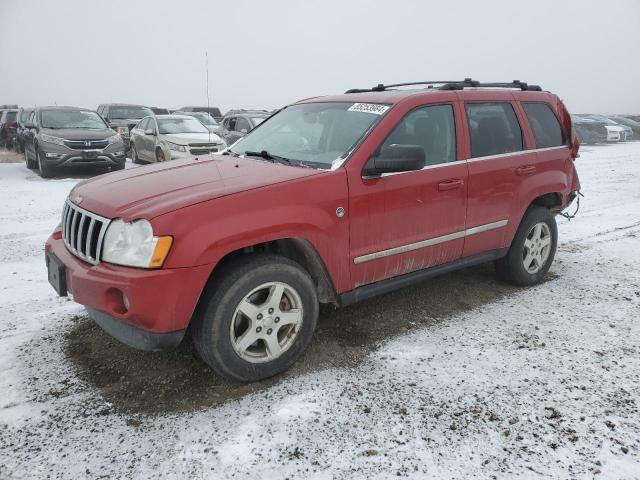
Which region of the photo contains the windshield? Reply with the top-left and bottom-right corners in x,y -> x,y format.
110,106 -> 153,119
158,117 -> 209,134
41,110 -> 107,129
230,102 -> 387,169
189,112 -> 218,126
6,112 -> 17,122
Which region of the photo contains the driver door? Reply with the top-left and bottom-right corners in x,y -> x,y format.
348,103 -> 468,287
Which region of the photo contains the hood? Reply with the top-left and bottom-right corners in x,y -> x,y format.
40,128 -> 115,140
161,132 -> 223,144
69,155 -> 324,220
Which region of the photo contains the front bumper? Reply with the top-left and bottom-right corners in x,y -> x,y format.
40,142 -> 126,168
45,230 -> 213,351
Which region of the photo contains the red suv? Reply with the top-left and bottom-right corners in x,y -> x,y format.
45,79 -> 580,382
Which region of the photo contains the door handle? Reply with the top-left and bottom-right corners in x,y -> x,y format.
438,179 -> 464,191
516,165 -> 536,176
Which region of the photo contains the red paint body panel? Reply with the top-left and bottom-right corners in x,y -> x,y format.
46,87 -> 580,335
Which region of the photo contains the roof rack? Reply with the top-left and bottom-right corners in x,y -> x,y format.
345,78 -> 542,93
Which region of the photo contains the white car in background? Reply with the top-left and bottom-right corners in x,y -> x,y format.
129,115 -> 226,163
605,125 -> 625,142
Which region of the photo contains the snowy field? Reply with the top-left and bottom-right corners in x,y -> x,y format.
1,144 -> 639,479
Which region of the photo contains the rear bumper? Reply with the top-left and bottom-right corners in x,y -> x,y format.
45,230 -> 213,349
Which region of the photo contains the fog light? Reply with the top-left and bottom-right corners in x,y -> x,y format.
45,152 -> 62,158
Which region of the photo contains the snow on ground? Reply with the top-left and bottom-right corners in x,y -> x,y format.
1,144 -> 639,479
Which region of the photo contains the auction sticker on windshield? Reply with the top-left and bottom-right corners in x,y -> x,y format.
347,103 -> 390,115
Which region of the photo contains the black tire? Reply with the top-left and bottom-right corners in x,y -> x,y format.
495,206 -> 558,286
36,148 -> 54,178
130,144 -> 141,164
111,162 -> 125,171
156,148 -> 165,162
192,254 -> 319,382
24,147 -> 37,169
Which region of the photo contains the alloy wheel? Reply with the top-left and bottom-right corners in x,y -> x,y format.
522,222 -> 552,274
229,282 -> 304,363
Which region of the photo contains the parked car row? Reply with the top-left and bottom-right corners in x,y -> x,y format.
1,101 -> 274,177
571,113 -> 639,144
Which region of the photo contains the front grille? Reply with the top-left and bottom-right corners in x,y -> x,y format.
61,200 -> 111,264
188,142 -> 221,155
190,147 -> 219,155
64,140 -> 109,150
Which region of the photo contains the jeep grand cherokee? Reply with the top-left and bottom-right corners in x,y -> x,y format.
45,79 -> 580,382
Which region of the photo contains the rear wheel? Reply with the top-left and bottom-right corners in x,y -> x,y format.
192,254 -> 319,382
36,148 -> 54,178
495,206 -> 557,286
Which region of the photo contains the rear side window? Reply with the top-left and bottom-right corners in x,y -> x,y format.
380,104 -> 456,166
523,102 -> 565,148
466,103 -> 523,158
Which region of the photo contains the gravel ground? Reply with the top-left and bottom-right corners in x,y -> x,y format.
1,143 -> 639,479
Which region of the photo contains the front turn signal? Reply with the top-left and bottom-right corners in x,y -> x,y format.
149,236 -> 173,268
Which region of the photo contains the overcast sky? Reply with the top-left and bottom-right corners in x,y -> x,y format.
1,0 -> 639,114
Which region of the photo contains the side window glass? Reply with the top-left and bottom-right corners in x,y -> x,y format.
523,102 -> 565,148
466,103 -> 523,158
228,117 -> 237,131
236,117 -> 251,132
138,118 -> 149,130
148,119 -> 157,134
379,104 -> 456,166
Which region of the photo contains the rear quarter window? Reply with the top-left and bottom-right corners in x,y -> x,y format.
522,102 -> 566,148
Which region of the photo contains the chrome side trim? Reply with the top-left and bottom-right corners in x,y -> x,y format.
368,145 -> 569,177
353,219 -> 508,264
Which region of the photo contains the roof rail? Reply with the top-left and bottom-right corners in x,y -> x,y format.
345,78 -> 542,93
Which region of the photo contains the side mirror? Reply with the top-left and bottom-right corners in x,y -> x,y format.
240,128 -> 248,134
144,129 -> 155,136
363,144 -> 426,177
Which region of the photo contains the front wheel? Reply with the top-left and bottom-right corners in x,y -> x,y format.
495,206 -> 557,286
156,148 -> 166,162
192,254 -> 319,382
36,148 -> 54,178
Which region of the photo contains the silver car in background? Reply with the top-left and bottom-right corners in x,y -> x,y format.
129,115 -> 225,163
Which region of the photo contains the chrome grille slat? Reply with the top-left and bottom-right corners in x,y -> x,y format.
60,199 -> 111,264
85,218 -> 96,255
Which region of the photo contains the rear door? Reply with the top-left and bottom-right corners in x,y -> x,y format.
461,98 -> 534,257
348,102 -> 468,286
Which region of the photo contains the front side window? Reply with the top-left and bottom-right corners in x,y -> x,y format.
227,117 -> 237,131
230,102 -> 386,169
137,118 -> 149,131
157,117 -> 208,134
40,110 -> 107,129
20,109 -> 33,123
523,103 -> 565,148
378,104 -> 456,166
466,103 -> 523,158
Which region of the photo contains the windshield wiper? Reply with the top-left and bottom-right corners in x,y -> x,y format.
243,150 -> 293,166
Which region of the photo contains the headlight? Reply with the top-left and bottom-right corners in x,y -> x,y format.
102,219 -> 173,268
166,141 -> 187,152
106,134 -> 123,145
40,134 -> 66,146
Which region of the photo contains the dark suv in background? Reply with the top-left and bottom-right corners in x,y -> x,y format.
23,106 -> 125,178
97,103 -> 154,151
219,110 -> 271,145
178,106 -> 222,121
0,109 -> 19,148
15,107 -> 34,152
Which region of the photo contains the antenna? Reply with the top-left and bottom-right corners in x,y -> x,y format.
205,51 -> 211,149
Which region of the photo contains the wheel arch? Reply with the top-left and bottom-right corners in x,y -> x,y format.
202,237 -> 339,305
